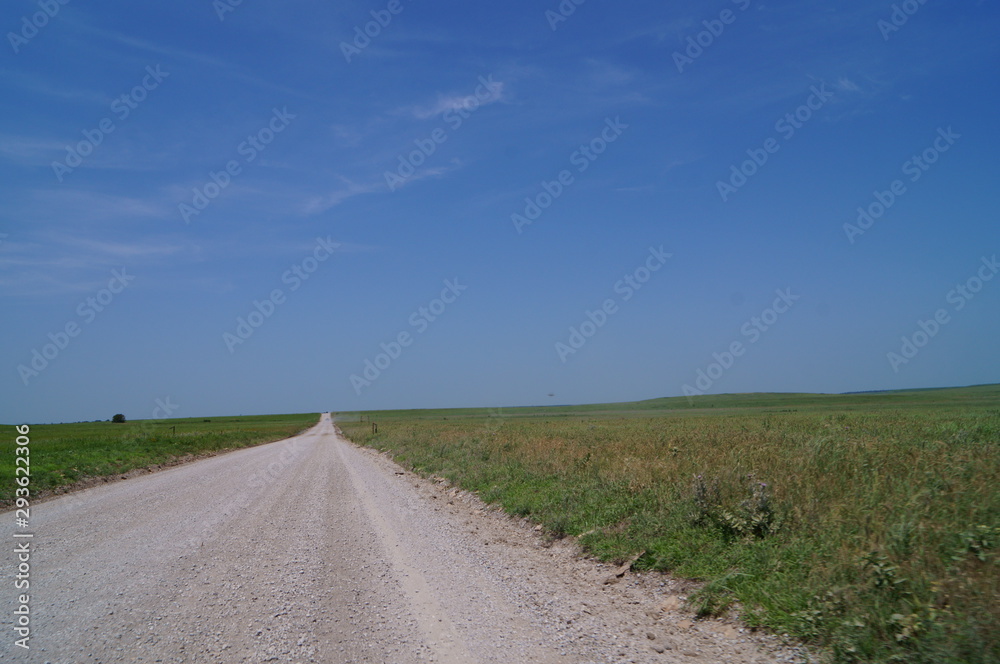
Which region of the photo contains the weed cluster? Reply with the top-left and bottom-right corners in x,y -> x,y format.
691,473 -> 779,540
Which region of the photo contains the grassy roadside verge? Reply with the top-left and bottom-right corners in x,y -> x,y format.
337,387 -> 999,664
1,413 -> 319,504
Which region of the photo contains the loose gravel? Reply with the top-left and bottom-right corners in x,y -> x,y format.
0,414 -> 815,663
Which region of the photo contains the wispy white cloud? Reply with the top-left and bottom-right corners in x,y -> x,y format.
0,270 -> 111,297
302,177 -> 381,215
584,59 -> 638,88
70,23 -> 233,73
834,77 -> 862,93
2,235 -> 185,266
404,79 -> 507,120
330,124 -> 366,148
0,234 -> 189,297
386,164 -> 457,190
25,189 -> 171,223
67,22 -> 312,100
0,69 -> 110,106
61,237 -> 185,259
614,186 -> 654,193
0,135 -> 66,167
1,134 -> 183,174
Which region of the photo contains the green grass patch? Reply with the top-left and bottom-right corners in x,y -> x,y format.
337,385 -> 1000,664
2,413 -> 319,503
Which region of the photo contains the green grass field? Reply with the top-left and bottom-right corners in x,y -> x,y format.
1,413 -> 319,504
337,385 -> 1000,664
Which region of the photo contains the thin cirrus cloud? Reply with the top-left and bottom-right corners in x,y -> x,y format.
65,22 -> 234,76
59,237 -> 186,260
0,69 -> 111,106
62,20 -> 315,103
0,235 -> 186,297
302,178 -> 382,215
2,236 -> 185,267
834,77 -> 862,94
0,135 -> 66,167
583,59 -> 639,88
404,81 -> 508,120
23,189 -> 171,224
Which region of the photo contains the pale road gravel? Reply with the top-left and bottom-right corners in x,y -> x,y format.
2,414 -> 814,664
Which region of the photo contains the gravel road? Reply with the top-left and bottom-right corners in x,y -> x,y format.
2,414 -> 812,663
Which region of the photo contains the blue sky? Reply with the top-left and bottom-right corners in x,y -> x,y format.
2,0 -> 998,423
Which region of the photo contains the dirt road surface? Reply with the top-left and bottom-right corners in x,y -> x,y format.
2,414 -> 810,663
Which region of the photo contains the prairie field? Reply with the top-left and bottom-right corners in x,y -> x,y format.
337,385 -> 1000,664
1,413 -> 319,504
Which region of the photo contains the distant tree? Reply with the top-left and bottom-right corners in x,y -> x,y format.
112,414 -> 126,423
